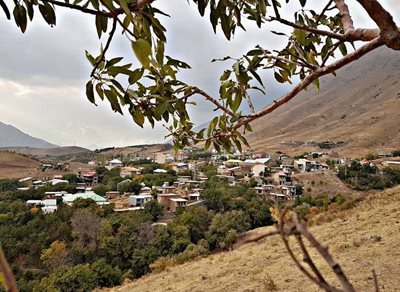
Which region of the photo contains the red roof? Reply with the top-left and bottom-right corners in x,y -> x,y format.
83,172 -> 97,177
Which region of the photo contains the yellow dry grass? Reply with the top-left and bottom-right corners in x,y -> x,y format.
104,186 -> 400,292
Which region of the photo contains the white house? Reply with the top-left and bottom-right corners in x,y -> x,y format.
128,194 -> 153,207
26,199 -> 58,213
108,159 -> 123,168
382,161 -> 400,167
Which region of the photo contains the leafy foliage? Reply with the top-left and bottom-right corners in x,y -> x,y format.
2,0 -> 386,152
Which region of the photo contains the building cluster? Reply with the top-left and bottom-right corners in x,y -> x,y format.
20,148 -> 400,216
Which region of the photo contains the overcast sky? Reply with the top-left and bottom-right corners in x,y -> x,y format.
0,0 -> 398,149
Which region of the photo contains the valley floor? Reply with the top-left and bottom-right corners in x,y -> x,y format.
104,186 -> 400,292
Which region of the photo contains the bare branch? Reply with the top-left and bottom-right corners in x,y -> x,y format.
0,247 -> 17,292
42,0 -> 112,17
191,87 -> 240,119
239,230 -> 281,244
264,53 -> 317,70
356,0 -> 400,50
90,18 -> 118,78
268,16 -> 346,41
276,208 -> 343,292
334,0 -> 354,32
42,0 -> 155,18
243,90 -> 255,114
271,0 -> 280,19
232,37 -> 384,131
296,221 -> 356,292
294,232 -> 330,287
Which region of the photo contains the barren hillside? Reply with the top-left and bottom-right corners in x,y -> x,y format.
105,186 -> 400,292
0,151 -> 41,179
4,146 -> 91,158
246,47 -> 400,158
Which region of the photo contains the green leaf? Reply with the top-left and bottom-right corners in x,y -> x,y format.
274,71 -> 285,83
95,15 -> 103,38
166,57 -> 191,69
13,5 -> 27,33
249,69 -> 264,87
299,0 -> 307,8
118,0 -> 134,23
156,40 -> 165,64
128,68 -> 144,84
132,38 -> 152,68
339,42 -> 347,56
312,78 -> 320,92
86,80 -> 96,104
95,83 -> 104,100
105,57 -> 124,68
220,70 -> 231,81
107,66 -> 132,76
105,89 -> 123,114
131,108 -> 145,127
39,3 -> 56,26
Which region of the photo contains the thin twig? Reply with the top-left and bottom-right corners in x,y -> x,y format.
271,0 -> 280,19
0,247 -> 17,292
293,213 -> 330,287
296,221 -> 356,292
267,16 -> 346,41
321,41 -> 342,67
315,0 -> 334,25
191,87 -> 239,119
276,207 -> 342,292
42,0 -> 113,17
90,18 -> 117,78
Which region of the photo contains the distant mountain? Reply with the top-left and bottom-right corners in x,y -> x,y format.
0,122 -> 58,148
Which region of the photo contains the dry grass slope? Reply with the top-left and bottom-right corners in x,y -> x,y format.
0,151 -> 41,179
246,47 -> 400,157
105,186 -> 400,292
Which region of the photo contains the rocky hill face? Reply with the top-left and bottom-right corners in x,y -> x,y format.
0,122 -> 57,148
246,47 -> 400,157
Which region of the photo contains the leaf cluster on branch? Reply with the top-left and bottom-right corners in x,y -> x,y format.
1,0 -> 399,151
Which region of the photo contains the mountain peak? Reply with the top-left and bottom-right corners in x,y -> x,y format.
0,121 -> 58,148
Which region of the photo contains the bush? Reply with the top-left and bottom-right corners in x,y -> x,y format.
91,259 -> 123,288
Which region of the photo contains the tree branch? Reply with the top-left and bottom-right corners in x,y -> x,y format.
276,208 -> 343,292
295,220 -> 356,292
191,87 -> 240,119
334,0 -> 354,32
315,0 -> 334,25
43,0 -> 112,16
41,0 -> 155,18
232,37 -> 384,131
356,0 -> 400,50
268,16 -> 346,41
0,247 -> 17,292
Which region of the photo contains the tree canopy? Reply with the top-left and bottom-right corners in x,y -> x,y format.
2,0 -> 399,151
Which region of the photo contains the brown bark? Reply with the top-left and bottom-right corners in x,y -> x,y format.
356,0 -> 400,50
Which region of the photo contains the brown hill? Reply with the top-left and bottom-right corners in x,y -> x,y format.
3,146 -> 91,158
246,47 -> 400,158
104,186 -> 400,292
0,151 -> 41,179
